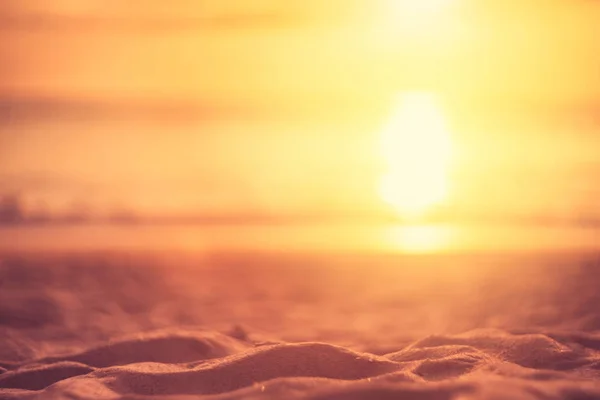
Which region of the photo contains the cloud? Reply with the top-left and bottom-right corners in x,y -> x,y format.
0,1 -> 307,32
0,13 -> 304,32
0,194 -> 24,224
0,95 -> 254,124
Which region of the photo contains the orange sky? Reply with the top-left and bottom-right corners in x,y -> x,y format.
1,0 -> 599,223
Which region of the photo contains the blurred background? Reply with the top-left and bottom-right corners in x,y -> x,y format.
0,0 -> 599,253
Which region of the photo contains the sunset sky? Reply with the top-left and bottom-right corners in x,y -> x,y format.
1,0 -> 599,224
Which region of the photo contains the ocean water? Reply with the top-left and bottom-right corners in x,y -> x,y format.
0,223 -> 598,254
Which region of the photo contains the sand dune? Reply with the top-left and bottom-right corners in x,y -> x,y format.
2,329 -> 600,399
33,331 -> 251,368
1,252 -> 600,399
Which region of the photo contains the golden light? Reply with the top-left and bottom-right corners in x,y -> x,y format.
384,224 -> 453,253
378,92 -> 453,220
380,0 -> 457,38
388,0 -> 454,16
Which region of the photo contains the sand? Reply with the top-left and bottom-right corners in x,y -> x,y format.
1,251 -> 600,399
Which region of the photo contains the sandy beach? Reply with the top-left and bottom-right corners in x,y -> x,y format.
1,251 -> 600,399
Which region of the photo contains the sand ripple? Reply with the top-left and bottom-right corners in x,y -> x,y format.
0,329 -> 599,399
2,253 -> 600,399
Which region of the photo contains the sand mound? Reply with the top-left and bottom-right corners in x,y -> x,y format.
33,330 -> 250,368
0,362 -> 94,391
0,329 -> 599,399
404,329 -> 589,369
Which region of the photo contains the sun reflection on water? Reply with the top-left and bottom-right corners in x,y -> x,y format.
384,224 -> 454,253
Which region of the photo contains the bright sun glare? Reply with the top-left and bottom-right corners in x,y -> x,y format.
379,92 -> 453,220
389,0 -> 454,15
383,0 -> 456,36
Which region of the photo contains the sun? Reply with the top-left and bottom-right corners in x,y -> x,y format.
388,0 -> 454,15
378,92 -> 453,220
375,0 -> 458,41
